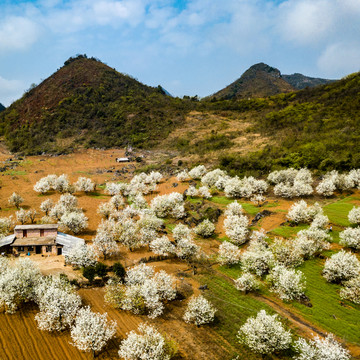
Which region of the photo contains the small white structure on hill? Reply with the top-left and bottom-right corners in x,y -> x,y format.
0,224 -> 84,256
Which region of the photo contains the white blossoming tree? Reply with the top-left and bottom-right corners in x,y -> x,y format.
60,211 -> 88,234
348,206 -> 360,224
241,241 -> 274,276
34,275 -> 81,332
234,273 -> 260,293
40,198 -> 54,216
267,265 -> 306,301
223,214 -> 249,245
119,323 -> 177,360
75,177 -> 95,193
150,236 -> 175,256
188,165 -> 207,180
295,333 -> 350,360
8,192 -> 24,209
340,275 -> 360,304
0,258 -> 41,313
183,295 -> 216,326
0,216 -> 13,238
218,241 -> 241,266
54,174 -> 71,193
339,227 -> 360,250
238,310 -> 292,356
65,243 -> 98,268
194,219 -> 215,238
70,306 -> 116,357
323,251 -> 360,283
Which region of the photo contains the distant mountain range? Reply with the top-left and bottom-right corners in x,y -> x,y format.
0,103 -> 5,112
209,63 -> 335,99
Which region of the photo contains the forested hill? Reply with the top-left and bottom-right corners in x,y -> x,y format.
0,103 -> 5,112
202,71 -> 360,174
0,55 -> 191,154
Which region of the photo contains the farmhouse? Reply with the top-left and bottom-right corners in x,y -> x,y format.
0,224 -> 84,256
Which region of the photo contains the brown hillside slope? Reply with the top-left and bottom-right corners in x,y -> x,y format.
210,62 -> 295,99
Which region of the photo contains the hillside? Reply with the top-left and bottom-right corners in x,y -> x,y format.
200,71 -> 360,174
282,73 -> 335,90
209,63 -> 295,99
0,103 -> 5,112
0,55 -> 192,155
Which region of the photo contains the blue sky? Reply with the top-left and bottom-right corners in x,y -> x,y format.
0,0 -> 360,106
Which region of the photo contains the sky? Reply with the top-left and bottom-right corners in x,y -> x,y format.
0,0 -> 360,106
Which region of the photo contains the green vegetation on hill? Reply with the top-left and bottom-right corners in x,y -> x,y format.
0,55 -> 193,155
203,72 -> 360,174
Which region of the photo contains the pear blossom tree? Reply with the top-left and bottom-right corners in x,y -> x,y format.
183,295 -> 216,326
75,177 -> 95,193
0,258 -> 41,313
339,227 -> 360,250
348,206 -> 360,224
323,251 -> 360,283
198,186 -> 211,199
186,185 -> 198,197
224,201 -> 244,217
54,174 -> 71,193
97,202 -> 116,219
34,177 -> 51,194
60,211 -> 88,234
0,216 -> 13,238
8,192 -> 24,208
58,193 -> 78,212
218,241 -> 241,266
119,323 -> 177,360
65,243 -> 98,268
150,236 -> 176,256
234,273 -> 260,293
241,240 -> 274,276
194,219 -> 215,237
150,193 -> 185,219
50,203 -> 67,221
267,265 -> 306,301
105,182 -> 123,195
270,238 -> 304,268
172,223 -> 192,241
16,208 -> 29,224
340,276 -> 360,304
34,275 -> 82,331
40,199 -> 54,216
70,306 -> 116,357
295,333 -> 350,360
223,214 -> 249,245
189,165 -> 207,180
110,194 -> 125,210
201,169 -> 227,188
238,310 -> 292,356
176,169 -> 190,182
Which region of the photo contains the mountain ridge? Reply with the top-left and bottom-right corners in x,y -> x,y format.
209,62 -> 335,99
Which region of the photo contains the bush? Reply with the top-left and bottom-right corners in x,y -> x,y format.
112,262 -> 126,281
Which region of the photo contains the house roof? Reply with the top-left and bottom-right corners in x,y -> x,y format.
56,232 -> 85,256
15,224 -> 58,230
0,234 -> 15,248
11,237 -> 56,246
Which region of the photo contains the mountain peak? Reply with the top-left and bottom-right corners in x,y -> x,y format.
210,62 -> 293,100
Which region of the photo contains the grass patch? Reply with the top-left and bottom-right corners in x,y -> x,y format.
4,170 -> 27,176
186,197 -> 203,204
270,224 -> 308,238
87,191 -> 107,199
291,258 -> 360,344
210,196 -> 233,206
323,197 -> 355,227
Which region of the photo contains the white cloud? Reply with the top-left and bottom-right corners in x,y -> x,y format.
317,42 -> 360,77
0,16 -> 39,51
277,0 -> 334,45
0,76 -> 24,107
